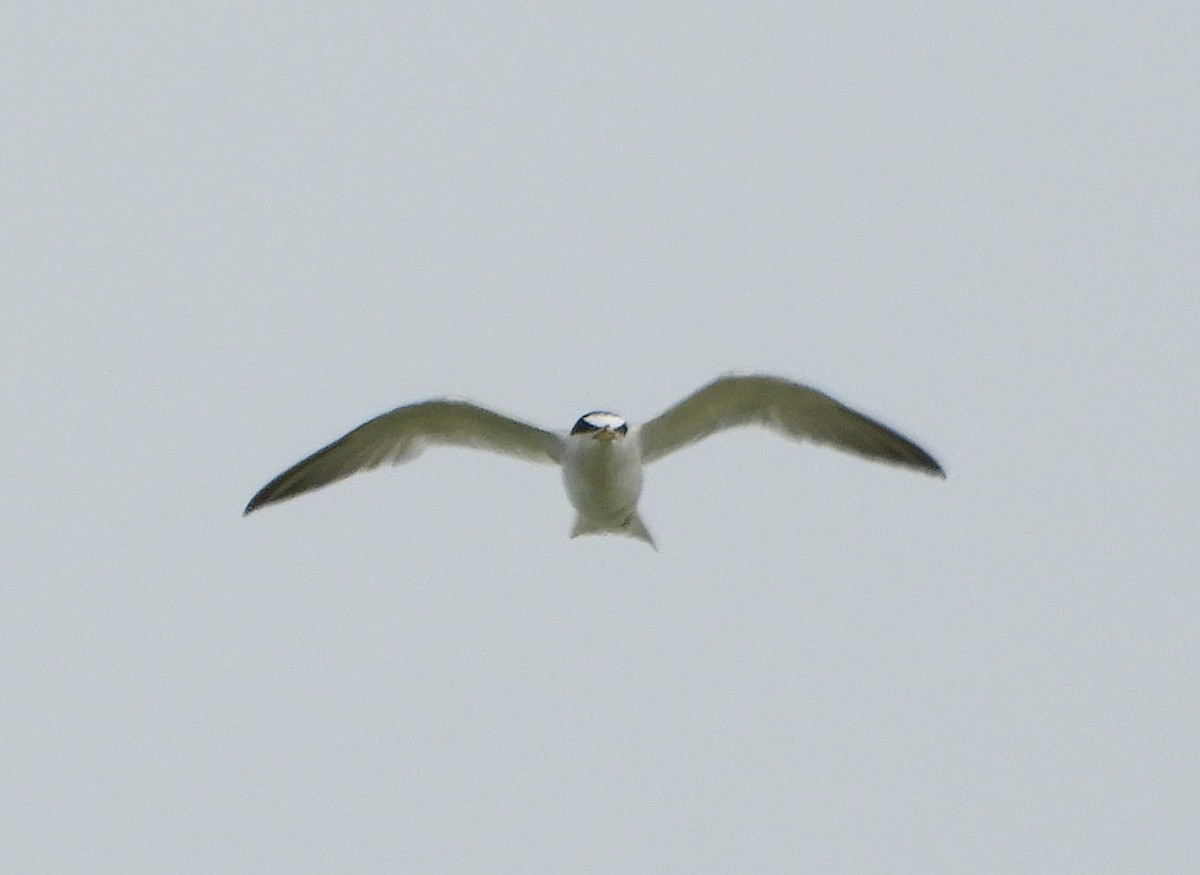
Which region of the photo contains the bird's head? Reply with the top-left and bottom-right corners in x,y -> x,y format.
570,411 -> 628,442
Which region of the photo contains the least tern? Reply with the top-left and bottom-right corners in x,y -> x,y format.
244,374 -> 944,548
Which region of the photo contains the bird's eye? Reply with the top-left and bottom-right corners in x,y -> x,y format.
571,417 -> 599,436
616,423 -> 628,435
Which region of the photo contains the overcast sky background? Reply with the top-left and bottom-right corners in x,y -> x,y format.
4,3 -> 1197,872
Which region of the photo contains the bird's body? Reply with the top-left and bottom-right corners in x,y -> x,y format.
244,374 -> 944,548
561,412 -> 651,544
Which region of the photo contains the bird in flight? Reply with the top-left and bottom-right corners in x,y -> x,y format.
244,374 -> 943,548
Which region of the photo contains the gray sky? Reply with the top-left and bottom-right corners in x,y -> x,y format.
4,3 -> 1197,872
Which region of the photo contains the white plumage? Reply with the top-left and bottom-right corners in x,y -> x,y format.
245,374 -> 944,548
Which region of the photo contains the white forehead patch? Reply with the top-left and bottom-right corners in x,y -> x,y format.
583,412 -> 626,429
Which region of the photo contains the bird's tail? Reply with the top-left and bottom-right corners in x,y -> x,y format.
570,512 -> 657,550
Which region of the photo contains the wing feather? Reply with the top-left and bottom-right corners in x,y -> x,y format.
244,400 -> 564,514
638,375 -> 944,475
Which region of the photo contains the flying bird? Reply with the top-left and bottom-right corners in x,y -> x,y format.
244,374 -> 944,548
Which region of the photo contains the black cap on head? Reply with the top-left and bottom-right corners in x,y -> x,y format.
571,411 -> 628,436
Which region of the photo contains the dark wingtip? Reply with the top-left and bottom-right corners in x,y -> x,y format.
917,453 -> 946,478
898,438 -> 944,478
244,469 -> 294,516
242,490 -> 269,516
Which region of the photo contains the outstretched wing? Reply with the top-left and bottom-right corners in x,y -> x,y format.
244,400 -> 565,514
638,375 -> 943,474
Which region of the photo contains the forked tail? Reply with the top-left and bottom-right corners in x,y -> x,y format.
570,512 -> 657,550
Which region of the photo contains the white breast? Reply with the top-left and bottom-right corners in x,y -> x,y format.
561,431 -> 644,525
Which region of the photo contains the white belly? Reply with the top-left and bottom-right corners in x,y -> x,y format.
562,434 -> 644,525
